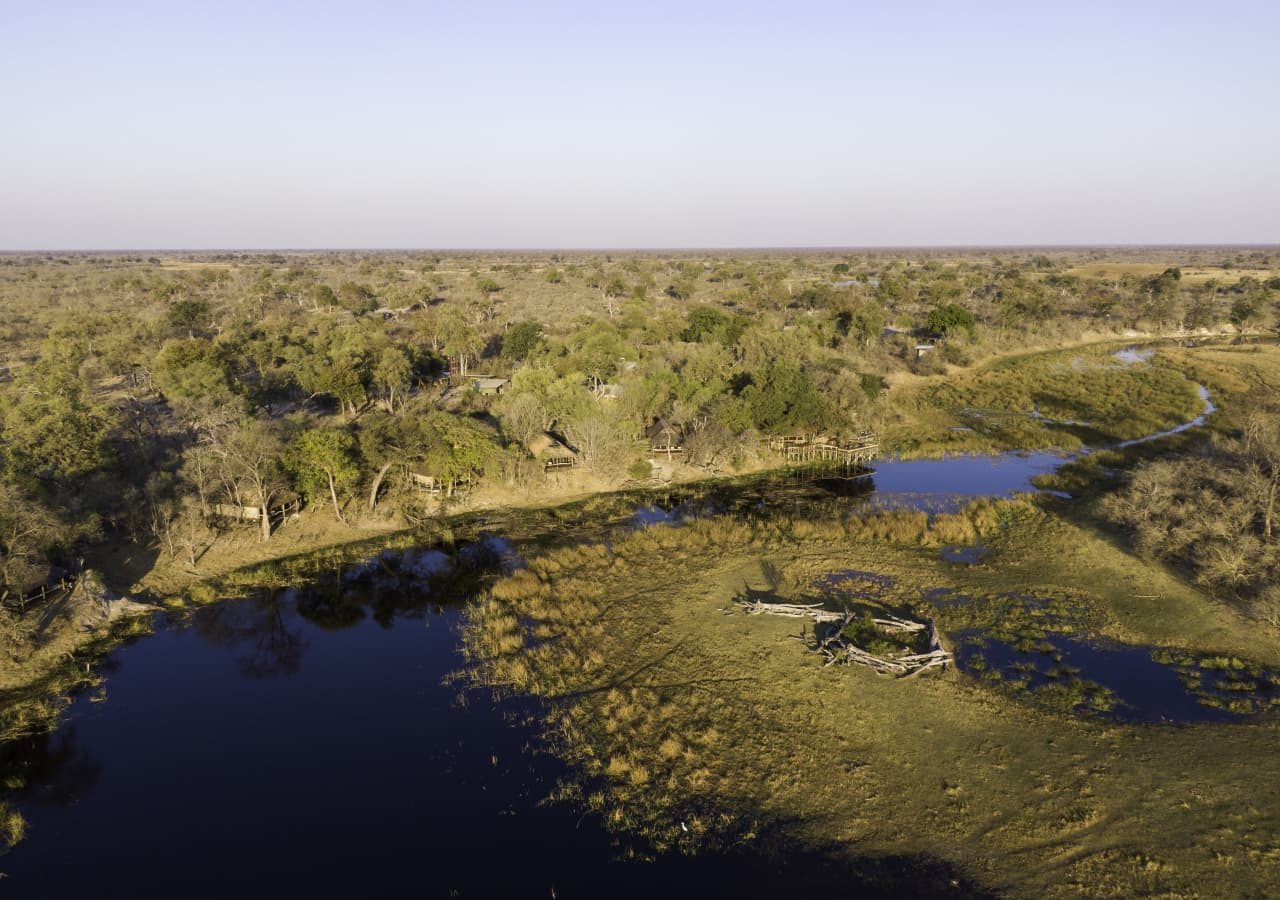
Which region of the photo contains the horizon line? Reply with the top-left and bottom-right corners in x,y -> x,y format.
2,242 -> 1278,256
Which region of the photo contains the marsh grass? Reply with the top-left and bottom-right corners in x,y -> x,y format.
0,612 -> 153,857
886,345 -> 1206,456
459,493 -> 1280,897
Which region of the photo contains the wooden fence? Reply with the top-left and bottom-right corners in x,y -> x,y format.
1,576 -> 76,613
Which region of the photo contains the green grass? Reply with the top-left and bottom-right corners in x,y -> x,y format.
885,344 -> 1206,456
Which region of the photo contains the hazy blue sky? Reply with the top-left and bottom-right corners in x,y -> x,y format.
2,0 -> 1277,248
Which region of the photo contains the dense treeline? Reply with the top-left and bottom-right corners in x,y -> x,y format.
0,249 -> 1277,599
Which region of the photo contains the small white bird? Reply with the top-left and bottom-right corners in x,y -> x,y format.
680,821 -> 689,832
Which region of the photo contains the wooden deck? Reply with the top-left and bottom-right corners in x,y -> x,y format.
782,440 -> 879,465
766,432 -> 880,467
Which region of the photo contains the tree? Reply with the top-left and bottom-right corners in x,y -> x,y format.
1139,267 -> 1184,326
838,301 -> 886,348
1,343 -> 115,486
336,281 -> 378,314
1244,400 -> 1280,542
1230,295 -> 1263,329
567,412 -> 631,476
164,298 -> 211,338
285,429 -> 360,523
682,306 -> 731,343
372,346 -> 414,414
294,337 -> 368,419
0,484 -> 58,599
739,361 -> 824,433
497,392 -> 549,448
926,303 -> 976,338
310,284 -> 337,310
502,321 -> 544,361
212,419 -> 290,541
356,412 -> 430,512
442,318 -> 484,377
567,321 -> 626,389
153,338 -> 239,428
420,412 -> 499,494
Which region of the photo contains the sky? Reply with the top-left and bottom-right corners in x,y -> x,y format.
2,0 -> 1277,249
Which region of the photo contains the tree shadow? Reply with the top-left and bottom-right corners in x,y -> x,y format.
188,591 -> 307,677
0,726 -> 101,808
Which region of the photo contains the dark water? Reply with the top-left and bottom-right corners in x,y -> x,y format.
939,545 -> 988,565
865,452 -> 1065,512
955,634 -> 1275,724
0,580 -> 977,898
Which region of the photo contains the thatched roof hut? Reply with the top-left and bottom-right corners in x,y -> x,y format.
527,432 -> 579,469
647,419 -> 684,457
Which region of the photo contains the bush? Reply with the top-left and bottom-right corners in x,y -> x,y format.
926,303 -> 976,338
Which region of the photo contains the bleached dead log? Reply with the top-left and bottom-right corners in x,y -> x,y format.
822,643 -> 952,676
870,615 -> 926,633
735,599 -> 847,623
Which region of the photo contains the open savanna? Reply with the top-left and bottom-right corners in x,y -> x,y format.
462,500 -> 1280,898
1062,261 -> 1280,286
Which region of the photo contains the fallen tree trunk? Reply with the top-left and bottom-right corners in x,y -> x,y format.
736,599 -> 846,623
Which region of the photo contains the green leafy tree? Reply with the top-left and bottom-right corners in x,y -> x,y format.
1230,295 -> 1263,329
1,344 -> 115,485
357,412 -> 428,511
502,321 -> 544,360
0,483 -> 58,598
442,318 -> 484,377
153,338 -> 239,426
165,298 -> 212,338
285,429 -> 361,523
372,346 -> 414,413
837,301 -> 886,348
336,282 -> 378,315
926,303 -> 976,338
682,306 -> 732,343
421,412 -> 499,494
739,361 -> 824,432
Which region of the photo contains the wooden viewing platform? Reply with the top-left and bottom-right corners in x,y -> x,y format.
768,432 -> 880,467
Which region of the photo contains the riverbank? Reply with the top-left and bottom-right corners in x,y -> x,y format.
112,333 -> 1269,599
0,333 -> 1264,727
